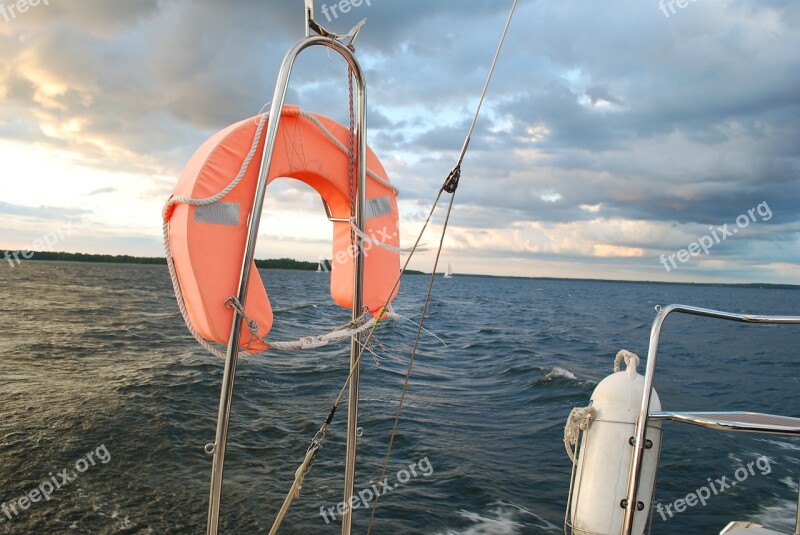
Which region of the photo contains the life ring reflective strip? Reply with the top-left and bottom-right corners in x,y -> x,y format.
164,104 -> 400,353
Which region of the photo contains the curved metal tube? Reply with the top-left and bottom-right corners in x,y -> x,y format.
621,304 -> 800,535
206,35 -> 368,535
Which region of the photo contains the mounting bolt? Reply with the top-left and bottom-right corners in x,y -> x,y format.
629,437 -> 654,449
620,499 -> 628,509
204,443 -> 216,457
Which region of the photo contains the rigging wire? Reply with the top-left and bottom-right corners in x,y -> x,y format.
267,181 -> 446,535
366,0 -> 520,531
269,0 -> 519,530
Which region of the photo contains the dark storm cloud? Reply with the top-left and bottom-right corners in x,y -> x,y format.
0,0 -> 797,281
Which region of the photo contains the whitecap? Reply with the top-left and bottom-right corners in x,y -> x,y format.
543,367 -> 577,381
434,502 -> 559,534
751,498 -> 798,533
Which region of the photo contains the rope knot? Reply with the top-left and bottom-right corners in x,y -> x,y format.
564,405 -> 596,464
225,296 -> 261,348
613,349 -> 640,378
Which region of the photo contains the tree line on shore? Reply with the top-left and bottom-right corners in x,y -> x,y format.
1,250 -> 423,273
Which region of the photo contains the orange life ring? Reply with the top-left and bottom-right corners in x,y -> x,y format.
164,104 -> 400,353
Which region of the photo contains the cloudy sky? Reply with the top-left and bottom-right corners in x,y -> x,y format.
1,0 -> 798,284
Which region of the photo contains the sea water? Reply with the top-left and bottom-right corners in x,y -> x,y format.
0,262 -> 798,533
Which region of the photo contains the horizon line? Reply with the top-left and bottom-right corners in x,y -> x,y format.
3,249 -> 798,290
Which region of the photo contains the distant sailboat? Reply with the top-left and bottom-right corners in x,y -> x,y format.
444,262 -> 453,279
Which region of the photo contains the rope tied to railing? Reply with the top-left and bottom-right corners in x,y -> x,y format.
268,432 -> 325,535
564,405 -> 597,464
224,296 -> 381,352
348,217 -> 423,254
163,104 -> 404,359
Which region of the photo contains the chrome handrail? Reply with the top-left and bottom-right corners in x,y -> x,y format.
621,304 -> 800,535
647,411 -> 800,435
205,34 -> 368,535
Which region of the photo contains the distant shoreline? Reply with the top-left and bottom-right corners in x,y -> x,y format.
2,250 -> 797,289
1,250 -> 425,275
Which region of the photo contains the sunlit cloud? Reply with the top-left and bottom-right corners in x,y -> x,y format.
0,0 -> 797,284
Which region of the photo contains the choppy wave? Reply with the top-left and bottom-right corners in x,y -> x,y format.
435,502 -> 559,535
752,499 -> 798,533
1,263 -> 798,533
542,366 -> 577,381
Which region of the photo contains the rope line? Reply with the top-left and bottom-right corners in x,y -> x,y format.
162,112 -> 270,360
268,434 -> 324,535
201,0 -> 518,526
297,110 -> 399,195
225,296 -> 380,351
613,349 -> 640,377
366,188 -> 457,533
163,104 -> 403,359
563,350 -> 639,464
269,185 -> 445,532
348,58 -> 356,221
348,217 -> 422,254
366,2 -> 519,529
564,406 -> 596,464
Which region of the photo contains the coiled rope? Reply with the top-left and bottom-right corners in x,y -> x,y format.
564,406 -> 596,464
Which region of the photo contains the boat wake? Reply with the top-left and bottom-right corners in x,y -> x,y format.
435,501 -> 559,534
753,498 -> 798,534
